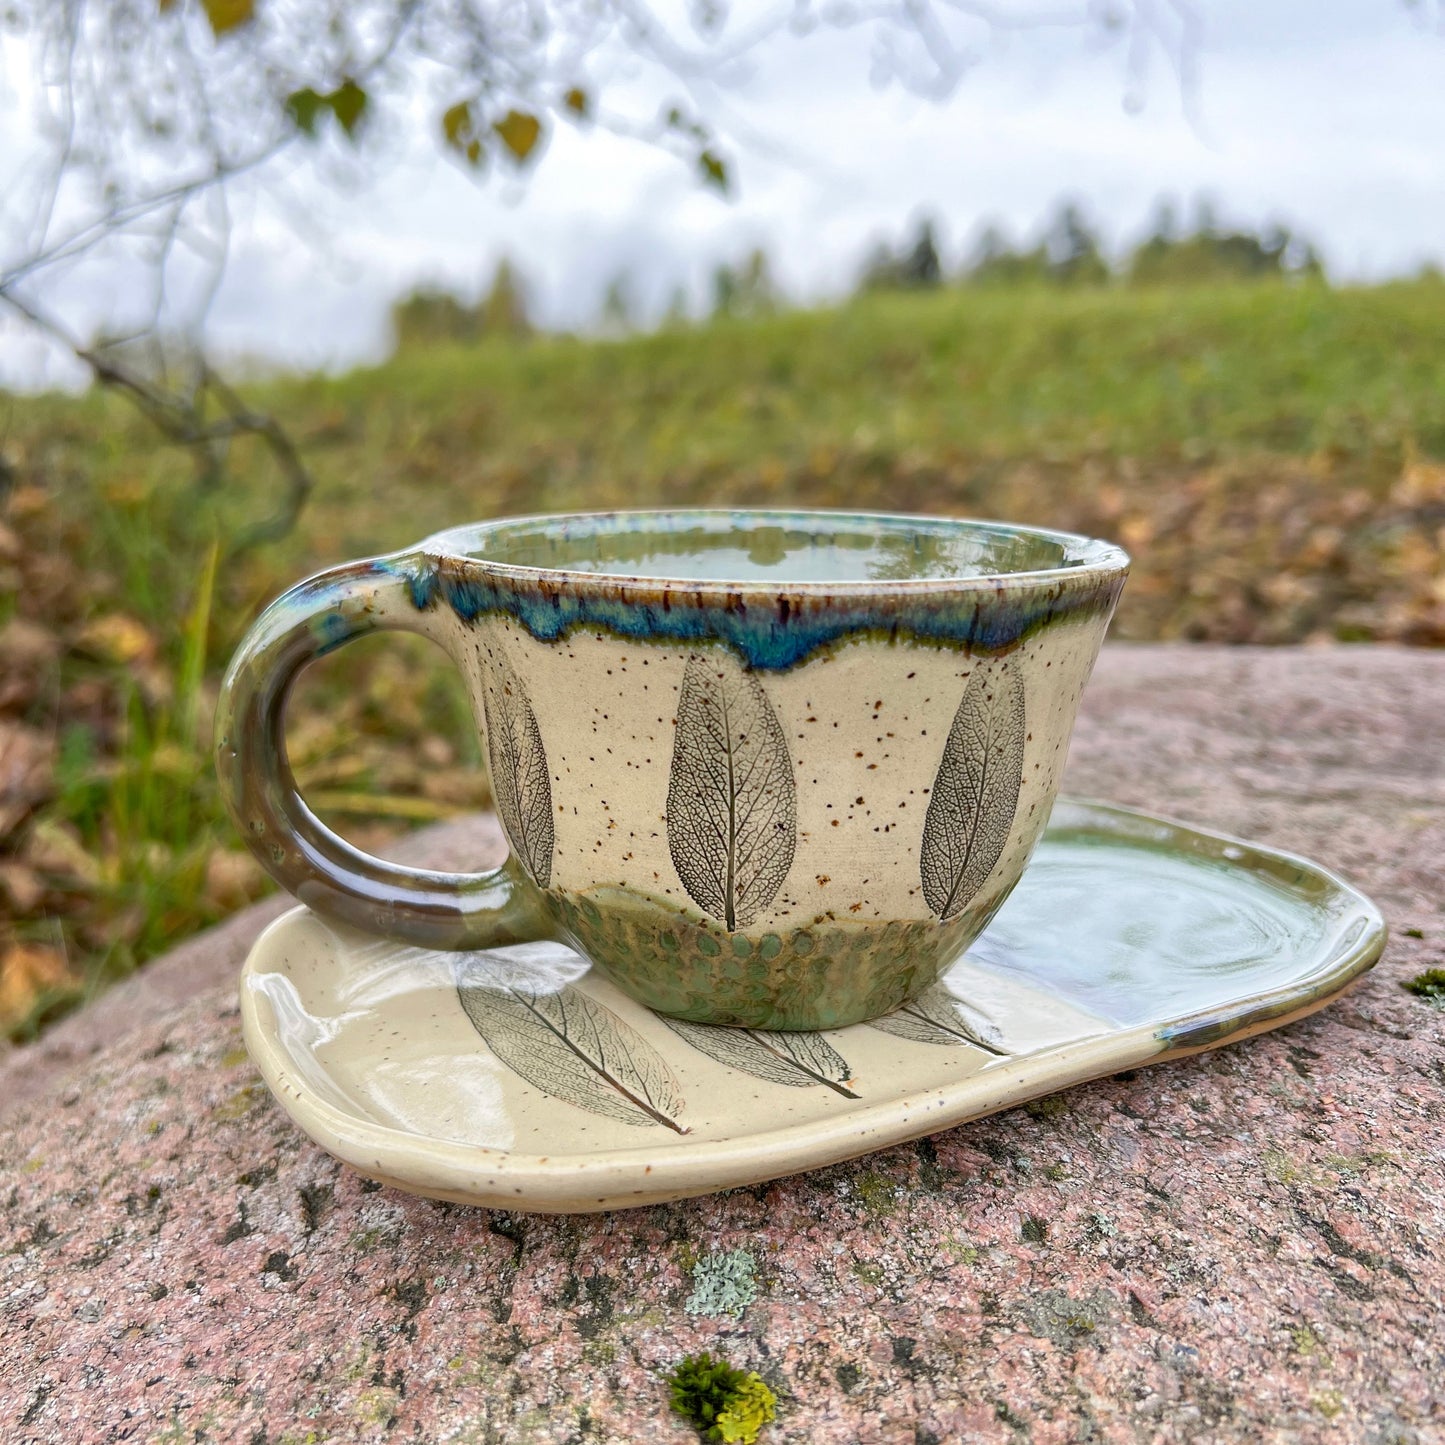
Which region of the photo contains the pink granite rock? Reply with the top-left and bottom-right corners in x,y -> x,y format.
2,646 -> 1442,1444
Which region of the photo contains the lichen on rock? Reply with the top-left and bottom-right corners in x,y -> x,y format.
685,1247 -> 758,1318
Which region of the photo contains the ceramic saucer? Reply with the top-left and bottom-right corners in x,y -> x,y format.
239,798 -> 1384,1213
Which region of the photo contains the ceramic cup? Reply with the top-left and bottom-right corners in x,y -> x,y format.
217,509 -> 1128,1029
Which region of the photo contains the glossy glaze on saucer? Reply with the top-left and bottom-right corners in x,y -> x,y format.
239,799 -> 1385,1213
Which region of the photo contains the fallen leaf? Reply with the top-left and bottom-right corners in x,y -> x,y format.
0,617 -> 61,670
0,942 -> 77,1035
419,767 -> 490,808
132,661 -> 175,710
306,790 -> 465,821
61,678 -> 112,721
0,862 -> 45,913
25,817 -> 101,886
0,721 -> 56,840
418,734 -> 456,767
2,484 -> 48,520
1119,514 -> 1155,552
203,849 -> 267,912
81,906 -> 145,949
144,741 -> 199,779
1393,457 -> 1445,507
73,614 -> 156,666
23,555 -> 90,620
101,477 -> 149,506
0,618 -> 62,713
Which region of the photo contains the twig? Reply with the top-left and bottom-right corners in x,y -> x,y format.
0,286 -> 314,556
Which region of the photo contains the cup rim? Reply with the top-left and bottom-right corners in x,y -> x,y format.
419,507 -> 1130,596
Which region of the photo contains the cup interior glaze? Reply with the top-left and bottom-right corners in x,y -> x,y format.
425,510 -> 1108,583
217,510 -> 1128,1030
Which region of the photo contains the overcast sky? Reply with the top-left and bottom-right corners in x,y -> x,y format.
1,0 -> 1442,389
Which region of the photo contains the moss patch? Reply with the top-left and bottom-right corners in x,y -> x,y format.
1025,1093 -> 1069,1121
1402,968 -> 1445,1000
1020,1215 -> 1050,1245
852,1170 -> 900,1216
667,1352 -> 778,1443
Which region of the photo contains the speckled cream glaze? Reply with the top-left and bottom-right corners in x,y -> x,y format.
217,509 -> 1127,1028
452,615 -> 1102,922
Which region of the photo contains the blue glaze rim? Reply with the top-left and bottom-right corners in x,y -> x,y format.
385,509 -> 1130,672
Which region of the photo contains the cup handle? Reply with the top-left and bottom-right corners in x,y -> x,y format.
215,552 -> 554,950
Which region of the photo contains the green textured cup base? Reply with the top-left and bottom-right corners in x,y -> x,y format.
547,887 -> 997,1030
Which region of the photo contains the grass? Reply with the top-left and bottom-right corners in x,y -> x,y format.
1,276 -> 1443,1036
309,280 -> 1445,491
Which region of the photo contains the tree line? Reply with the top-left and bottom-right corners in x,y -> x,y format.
862,198 -> 1325,292
391,195 -> 1338,346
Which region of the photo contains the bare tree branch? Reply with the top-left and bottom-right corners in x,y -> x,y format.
0,0 -> 1198,546
0,284 -> 313,551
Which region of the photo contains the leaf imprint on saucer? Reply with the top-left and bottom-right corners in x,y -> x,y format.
458,959 -> 687,1132
920,662 -> 1025,922
482,647 -> 554,887
663,1018 -> 859,1097
866,986 -> 1010,1055
666,652 -> 796,931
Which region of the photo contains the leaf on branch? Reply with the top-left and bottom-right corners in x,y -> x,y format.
563,87 -> 591,119
202,0 -> 254,36
665,106 -> 708,141
328,80 -> 368,138
285,88 -> 327,137
493,109 -> 543,164
443,101 -> 473,147
285,81 -> 367,142
698,150 -> 729,195
442,102 -> 486,169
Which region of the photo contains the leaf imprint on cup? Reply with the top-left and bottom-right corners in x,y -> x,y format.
663,1018 -> 859,1097
866,985 -> 1010,1055
666,652 -> 796,931
482,646 -> 554,887
920,662 -> 1025,922
458,955 -> 688,1132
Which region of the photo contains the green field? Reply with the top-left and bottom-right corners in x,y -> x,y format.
2,277 -> 1443,1034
